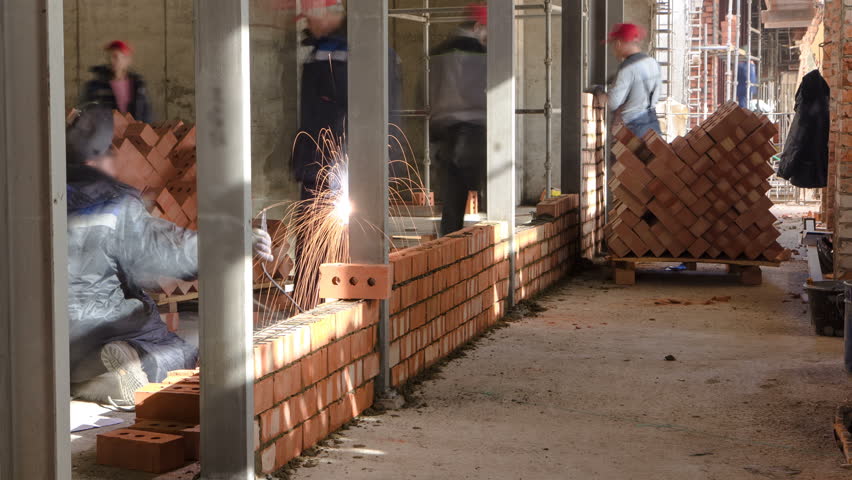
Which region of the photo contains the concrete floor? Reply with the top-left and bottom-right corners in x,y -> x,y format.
73,205 -> 852,479
291,205 -> 852,480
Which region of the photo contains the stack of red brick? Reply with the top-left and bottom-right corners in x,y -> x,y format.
111,111 -> 292,297
97,369 -> 201,474
606,102 -> 784,262
581,93 -> 606,259
252,300 -> 380,474
386,194 -> 579,386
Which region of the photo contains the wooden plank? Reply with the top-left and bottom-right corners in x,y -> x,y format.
609,256 -> 780,268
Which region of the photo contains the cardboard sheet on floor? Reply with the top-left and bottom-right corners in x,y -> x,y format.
70,400 -> 124,433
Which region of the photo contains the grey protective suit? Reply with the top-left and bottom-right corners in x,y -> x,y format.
67,166 -> 198,385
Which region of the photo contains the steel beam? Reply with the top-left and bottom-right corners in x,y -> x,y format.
487,0 -> 517,306
0,1 -> 70,479
195,0 -> 255,477
562,0 -> 583,199
348,1 -> 391,393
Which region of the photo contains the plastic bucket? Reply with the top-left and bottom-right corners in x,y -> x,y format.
804,281 -> 844,337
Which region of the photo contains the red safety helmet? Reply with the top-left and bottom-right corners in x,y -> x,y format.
466,4 -> 487,26
104,40 -> 133,55
606,23 -> 646,43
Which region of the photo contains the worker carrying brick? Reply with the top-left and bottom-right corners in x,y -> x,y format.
83,40 -> 153,123
597,23 -> 662,137
66,106 -> 273,408
290,0 -> 402,202
430,3 -> 487,236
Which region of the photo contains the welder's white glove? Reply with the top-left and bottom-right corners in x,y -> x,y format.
252,228 -> 274,262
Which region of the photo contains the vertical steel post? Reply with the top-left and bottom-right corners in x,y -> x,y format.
195,0 -> 255,477
488,0 -> 517,307
0,1 -> 70,479
348,1 -> 391,393
564,0 -> 584,203
544,0 -> 554,198
423,0 -> 432,193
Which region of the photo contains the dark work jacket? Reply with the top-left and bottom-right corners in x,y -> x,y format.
83,65 -> 153,123
778,69 -> 830,188
429,30 -> 487,135
67,166 -> 196,383
292,27 -> 402,186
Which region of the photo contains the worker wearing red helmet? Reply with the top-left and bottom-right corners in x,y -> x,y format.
83,40 -> 152,123
600,23 -> 662,137
431,3 -> 488,236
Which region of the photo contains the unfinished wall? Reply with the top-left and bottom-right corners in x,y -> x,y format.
251,194 -> 581,475
822,0 -> 852,275
63,0 -> 300,213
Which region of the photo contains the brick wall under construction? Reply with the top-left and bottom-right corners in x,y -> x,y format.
251,194 -> 580,475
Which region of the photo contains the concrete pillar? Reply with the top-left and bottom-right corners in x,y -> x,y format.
195,0 -> 255,477
0,1 -> 71,478
488,0 -> 518,307
347,1 -> 391,392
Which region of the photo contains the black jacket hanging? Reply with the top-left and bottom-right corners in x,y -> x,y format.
777,69 -> 830,188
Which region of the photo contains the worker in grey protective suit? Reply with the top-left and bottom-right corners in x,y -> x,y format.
66,106 -> 273,408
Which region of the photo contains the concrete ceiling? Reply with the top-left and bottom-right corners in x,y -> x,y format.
762,0 -> 817,29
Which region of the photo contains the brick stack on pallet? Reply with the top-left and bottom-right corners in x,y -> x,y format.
581,93 -> 606,259
605,102 -> 784,263
97,369 -> 201,475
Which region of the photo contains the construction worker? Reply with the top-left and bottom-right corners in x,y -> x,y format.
83,40 -> 153,123
431,3 -> 487,236
291,0 -> 402,202
603,23 -> 662,137
67,106 -> 273,408
736,49 -> 758,108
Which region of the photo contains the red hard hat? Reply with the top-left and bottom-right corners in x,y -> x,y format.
104,40 -> 133,55
606,23 -> 645,43
466,4 -> 487,26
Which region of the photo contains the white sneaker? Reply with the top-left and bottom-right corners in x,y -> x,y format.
100,341 -> 148,409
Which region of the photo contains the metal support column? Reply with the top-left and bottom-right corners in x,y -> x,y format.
562,0 -> 583,200
423,0 -> 432,193
0,1 -> 70,479
544,0 -> 554,198
348,1 -> 391,393
488,0 -> 517,307
195,0 -> 254,477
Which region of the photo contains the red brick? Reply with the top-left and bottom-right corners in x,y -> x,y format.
275,427 -> 303,469
327,336 -> 352,372
302,410 -> 330,448
330,393 -> 357,431
130,420 -> 199,461
260,404 -> 282,443
363,352 -> 380,381
309,315 -> 336,350
301,348 -> 328,387
274,362 -> 302,402
253,377 -> 274,416
135,382 -> 201,424
294,387 -> 319,421
351,325 -> 377,359
97,429 -> 185,474
354,381 -> 375,415
319,263 -> 393,300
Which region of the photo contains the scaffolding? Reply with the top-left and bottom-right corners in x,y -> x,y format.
652,0 -> 673,100
684,0 -> 763,122
389,2 -> 562,199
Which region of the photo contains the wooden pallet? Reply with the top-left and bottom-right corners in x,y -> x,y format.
609,256 -> 780,286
